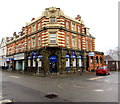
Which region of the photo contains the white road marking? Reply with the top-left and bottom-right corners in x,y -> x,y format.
73,84 -> 83,88
9,76 -> 20,79
58,84 -> 63,88
0,99 -> 12,103
87,76 -> 104,80
94,89 -> 104,92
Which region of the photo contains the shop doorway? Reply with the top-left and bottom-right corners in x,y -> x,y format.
49,55 -> 58,73
86,55 -> 89,71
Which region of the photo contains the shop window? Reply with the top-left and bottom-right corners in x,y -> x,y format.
28,59 -> 30,67
33,59 -> 36,67
49,33 -> 57,43
73,58 -> 77,67
100,57 -> 102,63
112,62 -> 115,65
96,56 -> 99,63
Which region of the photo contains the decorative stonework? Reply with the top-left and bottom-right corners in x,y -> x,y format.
42,7 -> 64,18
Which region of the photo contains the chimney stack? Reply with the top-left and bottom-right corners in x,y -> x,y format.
75,15 -> 81,21
31,18 -> 35,21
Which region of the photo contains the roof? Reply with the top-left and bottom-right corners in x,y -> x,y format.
104,55 -> 120,61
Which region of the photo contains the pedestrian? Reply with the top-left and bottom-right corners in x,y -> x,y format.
78,69 -> 82,75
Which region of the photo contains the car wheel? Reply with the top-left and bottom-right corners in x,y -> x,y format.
96,73 -> 99,76
108,73 -> 110,75
104,73 -> 106,75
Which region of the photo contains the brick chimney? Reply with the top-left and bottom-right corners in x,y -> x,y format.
75,15 -> 81,21
31,18 -> 35,21
13,32 -> 17,37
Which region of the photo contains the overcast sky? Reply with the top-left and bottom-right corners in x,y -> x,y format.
0,0 -> 118,54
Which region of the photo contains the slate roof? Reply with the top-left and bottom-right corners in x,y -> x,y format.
104,55 -> 120,61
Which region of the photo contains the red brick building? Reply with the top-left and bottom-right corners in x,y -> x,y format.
6,7 -> 104,74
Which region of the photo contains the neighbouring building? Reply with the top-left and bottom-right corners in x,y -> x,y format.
0,37 -> 7,69
104,55 -> 120,71
6,7 -> 104,74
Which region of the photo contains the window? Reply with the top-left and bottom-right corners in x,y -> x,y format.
78,26 -> 81,33
32,37 -> 36,48
66,35 -> 70,46
22,43 -> 25,51
90,41 -> 92,51
72,36 -> 76,47
49,33 -> 57,43
66,22 -> 69,29
28,40 -> 30,50
38,22 -> 41,30
28,28 -> 31,34
38,36 -> 41,46
86,40 -> 88,51
78,39 -> 81,49
16,45 -> 18,52
72,23 -> 75,31
32,24 -> 36,32
50,18 -> 56,23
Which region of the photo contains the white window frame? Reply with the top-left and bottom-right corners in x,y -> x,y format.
38,36 -> 41,46
78,26 -> 81,33
66,35 -> 70,46
66,21 -> 69,29
78,38 -> 81,49
72,23 -> 76,31
49,33 -> 57,44
50,17 -> 56,23
72,36 -> 76,47
32,37 -> 36,48
32,24 -> 36,32
28,40 -> 30,50
38,22 -> 41,30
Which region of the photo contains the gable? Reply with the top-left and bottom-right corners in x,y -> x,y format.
0,37 -> 6,47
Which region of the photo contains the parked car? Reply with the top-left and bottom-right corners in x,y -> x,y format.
96,66 -> 110,75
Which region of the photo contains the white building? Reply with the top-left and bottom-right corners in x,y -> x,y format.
0,37 -> 7,69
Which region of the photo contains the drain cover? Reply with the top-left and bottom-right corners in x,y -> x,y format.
45,93 -> 58,99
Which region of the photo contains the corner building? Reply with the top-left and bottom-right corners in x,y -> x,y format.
6,7 -> 104,74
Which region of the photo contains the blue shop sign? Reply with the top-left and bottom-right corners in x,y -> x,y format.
66,54 -> 70,58
6,58 -> 13,61
72,54 -> 76,58
33,56 -> 36,59
49,56 -> 57,62
32,52 -> 37,56
28,56 -> 31,59
78,55 -> 82,59
38,55 -> 42,58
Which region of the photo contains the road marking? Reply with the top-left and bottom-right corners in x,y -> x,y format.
87,76 -> 104,80
0,99 -> 12,103
9,76 -> 20,79
94,89 -> 104,92
73,84 -> 83,88
58,84 -> 63,88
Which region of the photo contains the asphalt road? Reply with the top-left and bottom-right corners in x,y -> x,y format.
1,70 -> 119,103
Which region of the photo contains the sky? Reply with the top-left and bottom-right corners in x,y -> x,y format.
0,0 -> 118,54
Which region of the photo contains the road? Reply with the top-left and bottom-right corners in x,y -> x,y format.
0,70 -> 119,103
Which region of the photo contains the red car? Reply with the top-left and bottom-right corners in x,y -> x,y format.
96,66 -> 110,75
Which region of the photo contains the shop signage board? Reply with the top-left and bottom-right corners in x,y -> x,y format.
89,52 -> 94,56
14,53 -> 24,60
